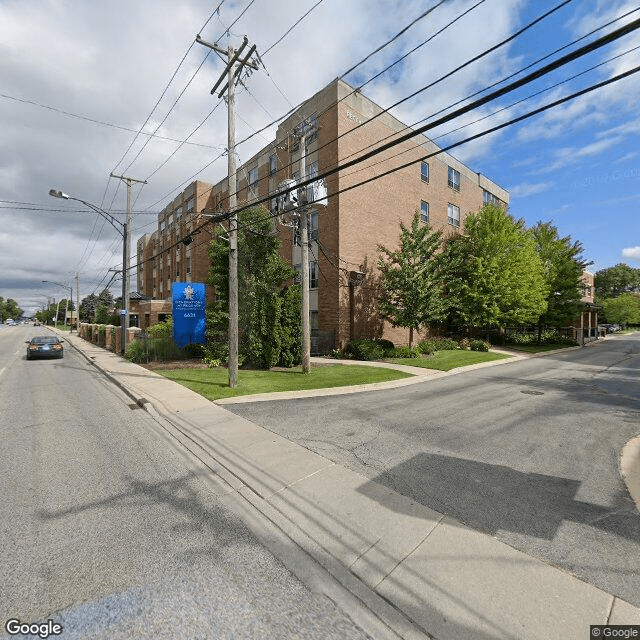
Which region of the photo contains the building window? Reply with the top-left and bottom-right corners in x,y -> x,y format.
176,206 -> 183,220
186,198 -> 194,213
269,154 -> 277,175
308,211 -> 319,241
448,166 -> 461,191
483,189 -> 501,206
420,201 -> 429,224
309,261 -> 318,289
448,203 -> 460,227
421,161 -> 429,183
248,167 -> 258,199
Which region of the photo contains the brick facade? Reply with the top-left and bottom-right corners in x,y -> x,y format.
135,79 -> 508,349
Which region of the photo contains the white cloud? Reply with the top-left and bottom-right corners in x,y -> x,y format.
622,246 -> 640,262
508,181 -> 554,198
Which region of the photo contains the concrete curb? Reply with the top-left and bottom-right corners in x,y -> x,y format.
620,432 -> 640,512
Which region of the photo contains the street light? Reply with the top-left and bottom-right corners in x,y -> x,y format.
49,188 -> 129,355
42,280 -> 74,332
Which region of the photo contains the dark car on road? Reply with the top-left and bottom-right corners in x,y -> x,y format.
25,336 -> 64,360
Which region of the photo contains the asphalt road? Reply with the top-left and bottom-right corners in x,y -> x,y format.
0,324 -> 374,640
227,333 -> 640,607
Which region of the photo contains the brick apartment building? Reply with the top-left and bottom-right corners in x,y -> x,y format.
135,78 -> 508,348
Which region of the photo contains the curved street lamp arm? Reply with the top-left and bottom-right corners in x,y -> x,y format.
49,189 -> 124,236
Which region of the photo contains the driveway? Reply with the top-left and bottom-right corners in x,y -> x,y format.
226,334 -> 640,607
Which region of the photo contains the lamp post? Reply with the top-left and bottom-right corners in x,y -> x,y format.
42,280 -> 74,332
49,189 -> 129,355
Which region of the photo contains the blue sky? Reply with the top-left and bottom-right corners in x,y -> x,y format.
0,0 -> 638,314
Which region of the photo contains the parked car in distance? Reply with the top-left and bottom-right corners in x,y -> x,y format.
598,324 -> 619,334
25,336 -> 64,360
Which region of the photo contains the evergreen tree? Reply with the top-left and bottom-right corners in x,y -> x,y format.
442,204 -> 548,328
377,211 -> 446,346
207,206 -> 301,368
79,293 -> 98,322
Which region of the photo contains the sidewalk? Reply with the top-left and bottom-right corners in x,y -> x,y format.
59,330 -> 640,640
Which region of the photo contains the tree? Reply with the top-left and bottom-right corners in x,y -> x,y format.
0,297 -> 22,322
441,204 -> 548,328
79,293 -> 98,322
595,264 -> 640,298
531,221 -> 587,335
207,206 -> 302,368
601,293 -> 640,325
377,211 -> 446,346
94,288 -> 115,324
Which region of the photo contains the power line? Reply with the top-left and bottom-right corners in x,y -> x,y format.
151,0 -> 571,214
338,42 -> 640,186
133,0 -> 488,213
333,4 -> 640,175
109,2 -> 226,177
123,6 -> 639,281
0,93 -> 225,149
127,61 -> 640,278
339,0 -> 450,80
183,6 -> 638,224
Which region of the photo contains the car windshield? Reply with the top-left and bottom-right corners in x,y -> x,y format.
31,337 -> 58,344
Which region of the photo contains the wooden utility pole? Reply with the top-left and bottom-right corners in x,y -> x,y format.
196,34 -> 259,387
297,131 -> 311,373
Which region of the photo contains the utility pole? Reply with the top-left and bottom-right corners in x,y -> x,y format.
76,272 -> 80,331
110,173 -> 147,355
196,33 -> 259,388
297,130 -> 311,373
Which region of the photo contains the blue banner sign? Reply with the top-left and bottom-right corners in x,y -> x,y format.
172,282 -> 206,347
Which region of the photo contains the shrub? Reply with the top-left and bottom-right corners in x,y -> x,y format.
203,355 -> 221,368
470,339 -> 490,352
417,338 -> 438,354
420,338 -> 461,353
389,345 -> 421,358
204,340 -> 229,364
435,338 -> 460,351
329,348 -> 343,359
506,332 -> 533,345
110,327 -> 117,352
458,337 -> 471,350
375,339 -> 395,352
125,339 -> 147,363
345,339 -> 385,361
182,343 -> 205,358
506,330 -> 579,347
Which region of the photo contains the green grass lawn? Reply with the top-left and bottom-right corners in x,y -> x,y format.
387,350 -> 511,371
157,363 -> 413,401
